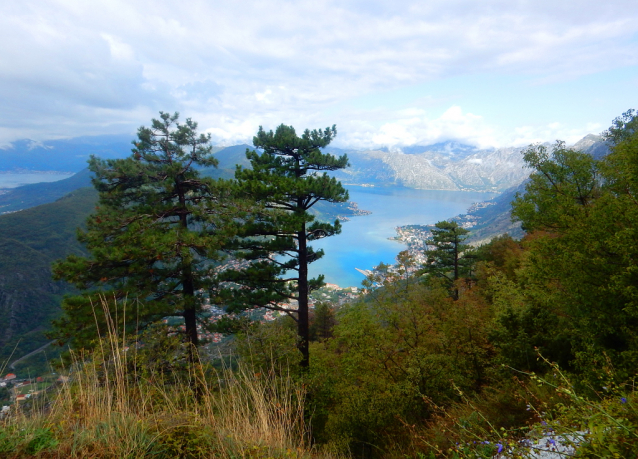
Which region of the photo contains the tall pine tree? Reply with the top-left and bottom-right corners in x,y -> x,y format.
51,112 -> 235,350
420,220 -> 473,300
221,124 -> 349,368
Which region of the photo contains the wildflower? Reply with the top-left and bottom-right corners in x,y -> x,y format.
496,443 -> 503,453
621,397 -> 628,404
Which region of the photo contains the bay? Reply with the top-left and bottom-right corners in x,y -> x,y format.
309,185 -> 498,287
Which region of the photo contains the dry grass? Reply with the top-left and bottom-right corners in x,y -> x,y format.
0,298 -> 337,459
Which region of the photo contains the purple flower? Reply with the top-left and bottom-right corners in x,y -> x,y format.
621,397 -> 628,404
496,443 -> 503,453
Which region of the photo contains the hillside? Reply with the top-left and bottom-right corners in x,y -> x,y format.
0,145 -> 253,215
461,135 -> 610,244
0,168 -> 93,213
0,187 -> 96,364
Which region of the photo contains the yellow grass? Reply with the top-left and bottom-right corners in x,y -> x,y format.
0,298 -> 337,459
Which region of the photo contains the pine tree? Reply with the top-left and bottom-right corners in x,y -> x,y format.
420,220 -> 473,300
220,124 -> 349,368
51,112 -> 235,351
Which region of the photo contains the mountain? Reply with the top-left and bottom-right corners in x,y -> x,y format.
459,135 -> 610,244
332,141 -> 532,192
0,169 -> 93,213
0,145 -> 254,214
202,144 -> 253,179
572,134 -> 609,160
332,138 -> 609,193
0,135 -> 241,173
462,183 -> 526,245
0,135 -> 133,172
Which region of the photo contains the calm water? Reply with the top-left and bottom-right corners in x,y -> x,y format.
308,186 -> 497,287
0,173 -> 74,189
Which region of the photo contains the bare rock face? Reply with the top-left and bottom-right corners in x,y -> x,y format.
334,144 -> 532,191
333,136 -> 609,192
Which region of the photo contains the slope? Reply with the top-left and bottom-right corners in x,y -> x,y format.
0,187 -> 96,366
0,168 -> 93,214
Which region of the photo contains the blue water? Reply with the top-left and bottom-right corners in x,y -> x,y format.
308,186 -> 497,287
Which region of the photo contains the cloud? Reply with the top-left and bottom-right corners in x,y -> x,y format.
0,0 -> 636,146
337,106 -> 602,149
353,106 -> 495,148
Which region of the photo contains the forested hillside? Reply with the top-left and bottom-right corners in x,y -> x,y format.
0,187 -> 96,365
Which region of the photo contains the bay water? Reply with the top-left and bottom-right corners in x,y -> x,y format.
309,185 -> 497,287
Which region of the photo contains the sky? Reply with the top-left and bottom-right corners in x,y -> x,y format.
1,0 -> 637,150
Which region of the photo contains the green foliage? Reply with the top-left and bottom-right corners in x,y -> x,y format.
510,117 -> 638,385
420,220 -> 475,300
0,427 -> 59,456
234,318 -> 303,376
51,112 -> 237,350
0,186 -> 96,367
25,428 -> 59,455
128,324 -> 192,386
309,302 -> 336,342
221,124 -> 349,368
308,260 -> 495,455
511,141 -> 600,233
152,423 -> 215,458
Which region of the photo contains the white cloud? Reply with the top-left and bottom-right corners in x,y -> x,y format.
0,0 -> 636,146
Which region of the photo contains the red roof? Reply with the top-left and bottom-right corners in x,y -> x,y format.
3,373 -> 16,380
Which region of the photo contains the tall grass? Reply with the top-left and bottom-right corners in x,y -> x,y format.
0,297 -> 329,458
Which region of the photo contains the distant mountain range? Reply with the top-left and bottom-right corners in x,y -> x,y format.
1,135 -> 610,194
328,134 -> 609,192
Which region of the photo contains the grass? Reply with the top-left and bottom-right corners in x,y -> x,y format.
0,298 -> 337,459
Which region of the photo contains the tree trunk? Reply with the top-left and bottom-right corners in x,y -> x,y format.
297,219 -> 310,369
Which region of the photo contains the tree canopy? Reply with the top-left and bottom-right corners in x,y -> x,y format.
511,115 -> 638,380
220,124 -> 349,367
420,220 -> 474,300
51,112 -> 235,350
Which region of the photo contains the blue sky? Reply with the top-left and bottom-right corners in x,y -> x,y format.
1,0 -> 637,149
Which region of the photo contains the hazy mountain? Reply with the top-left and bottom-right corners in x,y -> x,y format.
0,135 -> 244,173
572,134 -> 609,160
332,141 -> 530,192
0,135 -> 133,172
0,168 -> 93,213
0,145 -> 254,214
332,137 -> 610,193
459,136 -> 610,244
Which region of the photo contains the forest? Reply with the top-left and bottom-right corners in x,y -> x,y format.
1,109 -> 638,458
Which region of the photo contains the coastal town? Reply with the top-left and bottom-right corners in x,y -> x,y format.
365,199 -> 495,281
